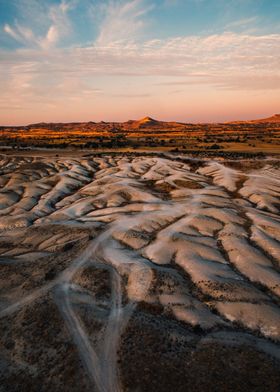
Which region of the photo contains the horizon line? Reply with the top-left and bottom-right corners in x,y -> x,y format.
1,113 -> 279,128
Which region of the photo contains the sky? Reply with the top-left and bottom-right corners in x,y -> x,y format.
0,0 -> 279,125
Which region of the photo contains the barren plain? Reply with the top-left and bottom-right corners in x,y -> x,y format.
0,151 -> 280,391
1,114 -> 280,153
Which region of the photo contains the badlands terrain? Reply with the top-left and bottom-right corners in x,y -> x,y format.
0,151 -> 280,391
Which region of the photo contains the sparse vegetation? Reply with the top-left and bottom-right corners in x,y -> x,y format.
0,115 -> 279,153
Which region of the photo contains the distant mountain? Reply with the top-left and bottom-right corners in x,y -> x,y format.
1,114 -> 279,129
138,116 -> 158,125
125,117 -> 159,129
124,116 -> 184,129
230,114 -> 280,124
250,114 -> 280,123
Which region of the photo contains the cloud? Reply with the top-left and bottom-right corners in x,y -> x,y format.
3,0 -> 75,49
44,25 -> 59,48
111,93 -> 151,98
1,32 -> 279,103
96,0 -> 154,46
224,16 -> 258,30
156,74 -> 280,91
3,24 -> 20,41
4,23 -> 36,46
41,0 -> 76,48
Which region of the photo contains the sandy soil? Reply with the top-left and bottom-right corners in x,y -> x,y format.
0,152 -> 279,391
